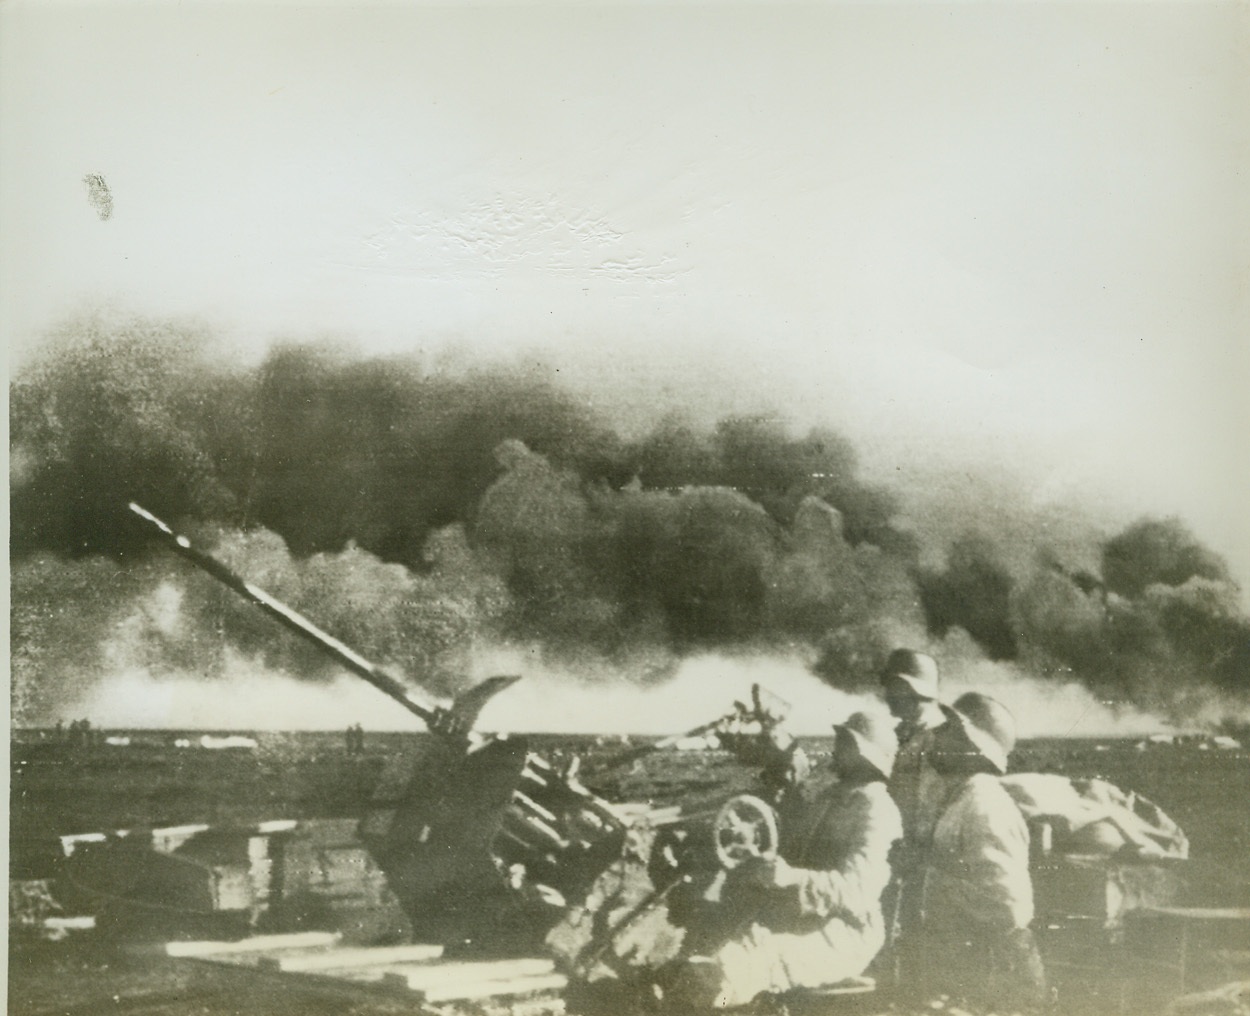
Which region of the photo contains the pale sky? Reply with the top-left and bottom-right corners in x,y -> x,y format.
3,1 -> 1247,586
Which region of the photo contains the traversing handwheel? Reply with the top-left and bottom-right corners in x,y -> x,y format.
713,794 -> 779,870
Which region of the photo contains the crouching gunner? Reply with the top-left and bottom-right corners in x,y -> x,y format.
661,711 -> 903,1010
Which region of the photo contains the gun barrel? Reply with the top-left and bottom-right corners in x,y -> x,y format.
128,502 -> 441,727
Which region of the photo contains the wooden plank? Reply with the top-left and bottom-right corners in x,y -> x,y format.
58,832 -> 111,856
420,972 -> 568,1004
313,966 -> 399,985
382,957 -> 555,991
165,931 -> 339,957
1138,907 -> 1250,921
44,916 -> 96,931
255,819 -> 299,834
264,943 -> 444,972
511,997 -> 567,1016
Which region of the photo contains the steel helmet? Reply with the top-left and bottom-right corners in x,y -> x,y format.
944,692 -> 1017,774
880,649 -> 940,701
834,710 -> 898,780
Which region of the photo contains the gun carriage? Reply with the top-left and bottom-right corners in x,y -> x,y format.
121,504 -> 788,975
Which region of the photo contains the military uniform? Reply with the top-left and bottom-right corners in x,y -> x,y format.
910,698 -> 1047,1011
692,772 -> 903,1006
881,719 -> 943,984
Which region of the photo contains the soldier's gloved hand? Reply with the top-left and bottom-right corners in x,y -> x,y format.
733,855 -> 800,890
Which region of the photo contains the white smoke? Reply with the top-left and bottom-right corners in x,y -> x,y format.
71,642 -> 1185,738
70,653 -> 426,731
930,629 -> 1172,738
473,648 -> 880,736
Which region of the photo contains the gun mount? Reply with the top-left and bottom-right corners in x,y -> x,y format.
127,503 -> 796,967
129,505 -> 672,952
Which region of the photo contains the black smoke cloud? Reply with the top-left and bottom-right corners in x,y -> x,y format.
10,315 -> 1249,726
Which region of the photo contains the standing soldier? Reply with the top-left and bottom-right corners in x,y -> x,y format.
880,649 -> 946,839
878,649 -> 946,984
913,692 -> 1046,1011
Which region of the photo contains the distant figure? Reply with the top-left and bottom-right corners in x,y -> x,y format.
68,718 -> 93,748
663,711 -> 903,1009
345,723 -> 365,755
911,693 -> 1045,1011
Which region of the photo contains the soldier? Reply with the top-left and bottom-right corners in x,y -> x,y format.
912,692 -> 1046,1011
880,649 -> 946,839
878,649 -> 946,985
664,711 -> 903,1009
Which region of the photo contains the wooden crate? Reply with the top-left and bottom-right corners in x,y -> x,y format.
167,933 -> 568,1011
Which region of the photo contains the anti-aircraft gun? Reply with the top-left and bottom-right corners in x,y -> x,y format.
128,504 -> 790,965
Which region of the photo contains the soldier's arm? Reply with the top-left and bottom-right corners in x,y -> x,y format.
954,780 -> 1034,932
773,788 -> 903,922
